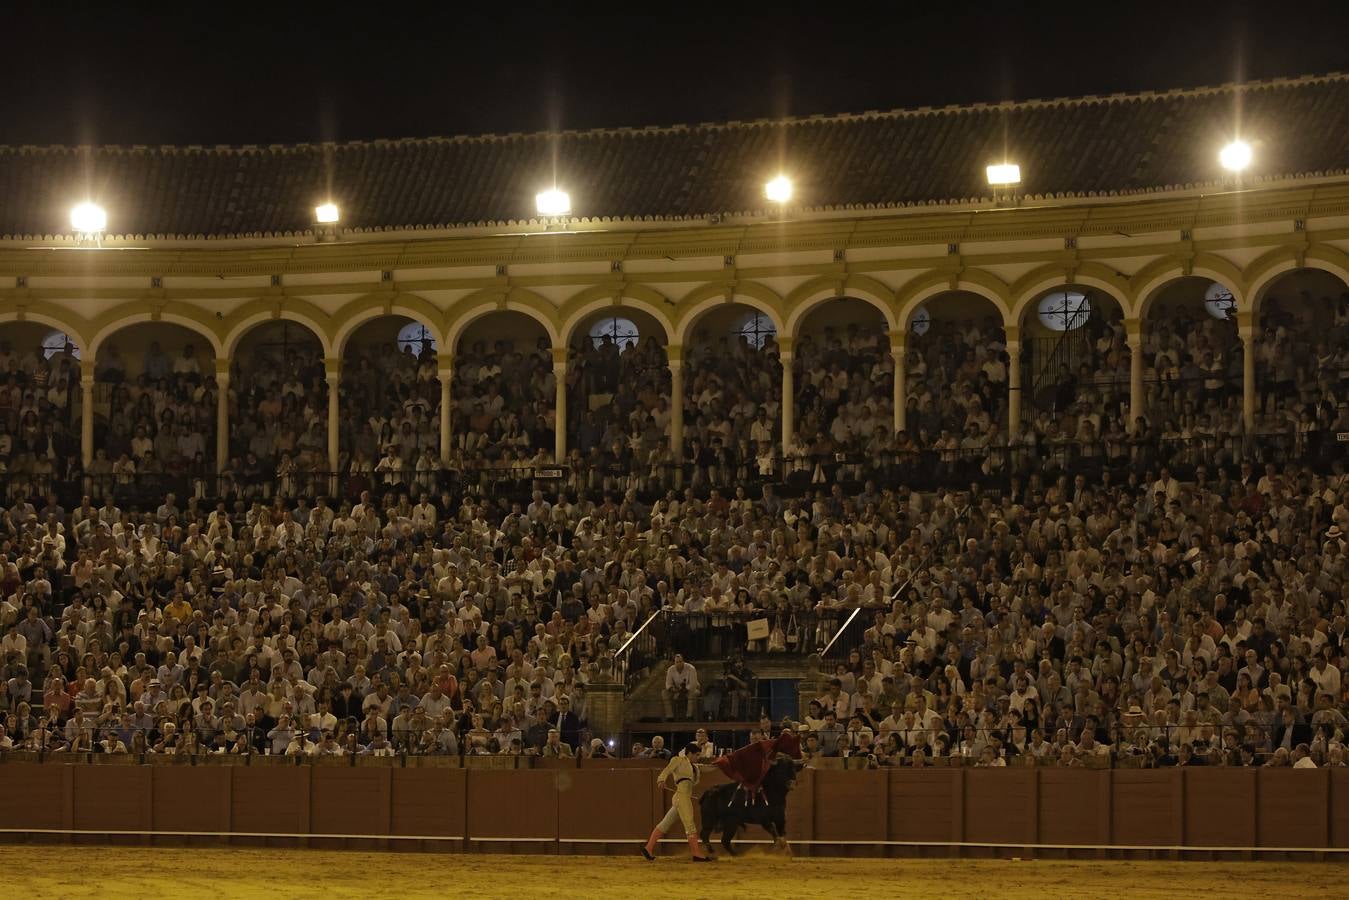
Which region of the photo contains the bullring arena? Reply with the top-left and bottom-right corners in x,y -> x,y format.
2,46 -> 1349,900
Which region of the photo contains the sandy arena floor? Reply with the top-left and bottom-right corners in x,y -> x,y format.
3,846 -> 1345,899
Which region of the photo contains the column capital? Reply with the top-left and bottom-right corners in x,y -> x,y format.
214,357 -> 231,378
887,329 -> 907,352
324,357 -> 342,381
1003,324 -> 1020,344
666,343 -> 684,366
551,346 -> 569,367
775,335 -> 794,355
80,358 -> 96,381
437,351 -> 455,370
1236,309 -> 1256,338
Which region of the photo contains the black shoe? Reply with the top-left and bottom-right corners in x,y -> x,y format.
640,846 -> 655,861
692,856 -> 715,863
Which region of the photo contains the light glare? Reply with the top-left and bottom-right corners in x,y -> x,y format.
536,188 -> 571,216
764,175 -> 793,203
70,202 -> 107,234
1220,140 -> 1252,172
986,163 -> 1021,186
315,202 -> 340,224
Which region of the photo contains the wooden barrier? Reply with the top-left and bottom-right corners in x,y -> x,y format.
0,762 -> 1344,858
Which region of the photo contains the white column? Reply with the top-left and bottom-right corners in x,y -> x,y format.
553,347 -> 567,463
891,340 -> 907,434
669,357 -> 684,460
215,359 -> 230,474
776,336 -> 794,455
1006,339 -> 1022,441
1126,319 -> 1144,433
80,360 -> 95,469
438,354 -> 453,467
325,358 -> 341,477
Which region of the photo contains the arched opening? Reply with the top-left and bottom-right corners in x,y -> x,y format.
794,297 -> 890,470
454,311 -> 553,466
342,315 -> 442,496
903,291 -> 1006,452
679,302 -> 776,471
1252,268 -> 1349,466
229,319 -> 328,492
0,323 -> 83,490
1137,277 -> 1243,470
1017,285 -> 1128,475
90,322 -> 219,492
567,306 -> 668,465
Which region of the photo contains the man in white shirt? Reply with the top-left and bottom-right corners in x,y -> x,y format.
662,654 -> 700,720
1310,656 -> 1342,699
817,678 -> 851,720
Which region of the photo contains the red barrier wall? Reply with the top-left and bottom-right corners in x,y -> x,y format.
0,762 -> 1343,857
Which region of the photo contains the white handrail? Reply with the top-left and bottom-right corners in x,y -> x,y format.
615,608 -> 662,660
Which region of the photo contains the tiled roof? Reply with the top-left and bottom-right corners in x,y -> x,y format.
3,73 -> 1348,238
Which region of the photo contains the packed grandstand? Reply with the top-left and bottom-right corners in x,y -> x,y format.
0,74 -> 1347,772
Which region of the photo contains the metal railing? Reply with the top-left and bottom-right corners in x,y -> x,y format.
2,433 -> 1343,515
0,719 -> 1318,767
611,609 -> 665,693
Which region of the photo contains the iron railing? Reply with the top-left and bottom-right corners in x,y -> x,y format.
2,433 -> 1343,514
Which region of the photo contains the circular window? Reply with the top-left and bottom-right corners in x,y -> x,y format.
736,311 -> 777,349
1037,291 -> 1092,332
43,330 -> 81,359
1204,281 -> 1237,321
909,307 -> 931,337
397,322 -> 437,356
588,316 -> 639,350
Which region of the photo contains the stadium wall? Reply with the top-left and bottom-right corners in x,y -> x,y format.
0,760 -> 1345,858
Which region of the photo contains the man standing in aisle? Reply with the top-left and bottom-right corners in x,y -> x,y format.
641,742 -> 712,862
662,654 -> 700,720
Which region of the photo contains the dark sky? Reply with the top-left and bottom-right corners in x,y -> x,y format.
6,1 -> 1349,146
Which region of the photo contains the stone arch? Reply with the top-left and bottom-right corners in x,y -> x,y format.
444,288 -> 562,351
895,269 -> 1012,331
331,292 -> 447,355
1132,254 -> 1246,320
1009,263 -> 1131,327
673,281 -> 787,345
221,298 -> 334,358
87,304 -> 225,360
1245,244 -> 1349,314
557,283 -> 675,346
0,304 -> 91,352
783,275 -> 898,336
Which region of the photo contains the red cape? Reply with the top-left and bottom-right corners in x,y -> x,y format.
712,731 -> 802,790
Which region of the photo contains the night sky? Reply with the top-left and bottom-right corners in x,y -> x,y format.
6,1 -> 1349,146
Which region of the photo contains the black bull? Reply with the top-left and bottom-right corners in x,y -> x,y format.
698,757 -> 800,855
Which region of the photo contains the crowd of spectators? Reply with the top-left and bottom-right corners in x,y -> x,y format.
83,342 -> 220,498
0,339 -> 82,495
1250,291 -> 1349,461
453,335 -> 555,471
223,334 -> 328,500
565,332 -> 672,493
790,323 -> 893,483
0,302 -> 1345,769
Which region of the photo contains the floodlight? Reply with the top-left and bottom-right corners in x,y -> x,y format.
70,202 -> 107,235
1219,140 -> 1252,172
536,188 -> 572,216
986,163 -> 1021,187
764,175 -> 793,203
